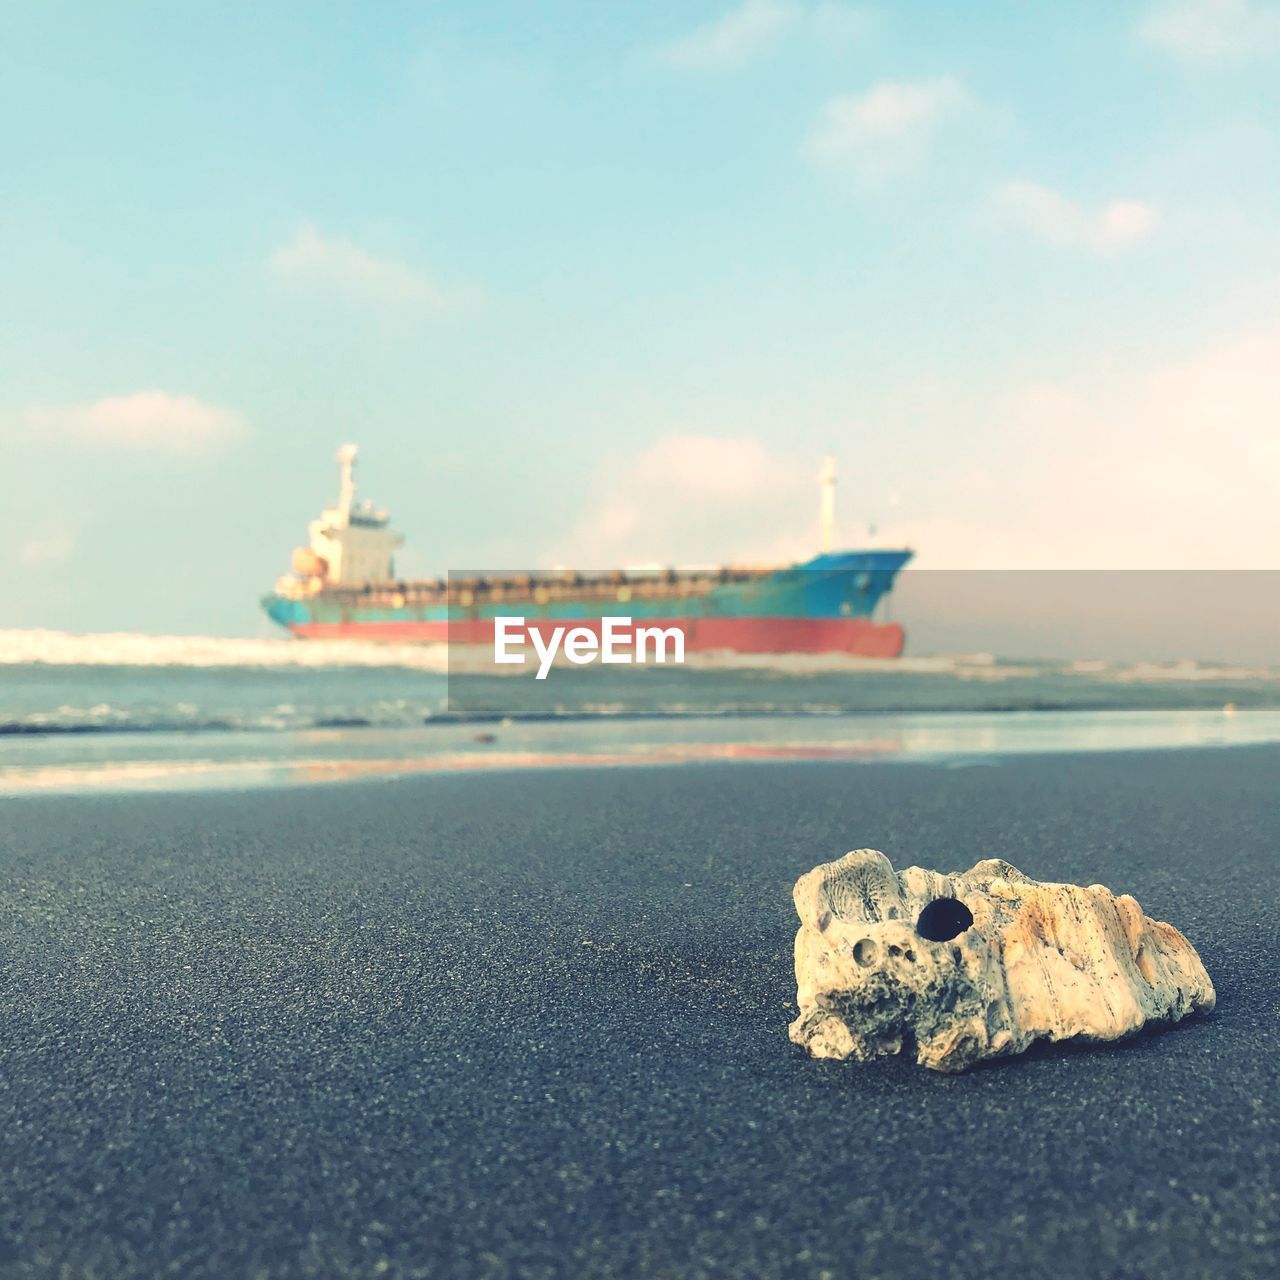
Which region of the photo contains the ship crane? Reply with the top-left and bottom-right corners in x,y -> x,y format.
820,456 -> 837,554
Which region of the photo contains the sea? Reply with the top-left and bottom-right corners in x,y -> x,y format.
4,629 -> 1280,792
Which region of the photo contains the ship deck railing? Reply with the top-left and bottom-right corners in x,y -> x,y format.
317,567 -> 776,609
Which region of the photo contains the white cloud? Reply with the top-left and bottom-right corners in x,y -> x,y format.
991,181 -> 1158,252
874,327 -> 1280,568
658,0 -> 795,69
1139,0 -> 1280,60
550,329 -> 1280,574
269,223 -> 460,308
26,392 -> 247,454
655,1 -> 866,70
17,531 -> 75,567
805,77 -> 971,181
552,434 -> 823,566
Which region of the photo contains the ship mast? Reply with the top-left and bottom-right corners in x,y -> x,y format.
337,443 -> 358,524
820,456 -> 837,553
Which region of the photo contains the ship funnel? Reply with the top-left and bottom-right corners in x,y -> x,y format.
820,456 -> 837,553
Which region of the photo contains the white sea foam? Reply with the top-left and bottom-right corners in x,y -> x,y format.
22,632 -> 1021,681
678,649 -> 1017,676
3,630 -> 1278,694
0,629 -> 450,671
1098,659 -> 1280,684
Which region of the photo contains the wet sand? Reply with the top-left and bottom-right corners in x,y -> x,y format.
1,747 -> 1276,1278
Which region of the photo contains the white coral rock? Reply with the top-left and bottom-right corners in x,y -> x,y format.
789,850 -> 1215,1073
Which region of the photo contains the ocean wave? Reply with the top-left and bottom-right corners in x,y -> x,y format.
0,629 -> 450,671
10,631 -> 1275,685
5,630 -> 1280,740
1095,659 -> 1280,684
0,694 -> 1268,738
677,650 -> 1006,674
0,631 -> 1031,678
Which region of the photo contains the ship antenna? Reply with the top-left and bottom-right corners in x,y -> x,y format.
337,443 -> 358,521
820,456 -> 836,553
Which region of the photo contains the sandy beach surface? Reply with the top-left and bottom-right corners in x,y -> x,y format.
1,746 -> 1276,1279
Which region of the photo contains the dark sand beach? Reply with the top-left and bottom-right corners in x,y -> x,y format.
1,746 -> 1277,1279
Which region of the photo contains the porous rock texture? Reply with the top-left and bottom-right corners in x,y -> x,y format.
789,850 -> 1215,1072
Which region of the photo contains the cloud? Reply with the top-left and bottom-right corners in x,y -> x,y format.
990,181 -> 1158,252
874,327 -> 1280,568
654,1 -> 867,70
26,392 -> 247,454
551,328 -> 1280,573
804,77 -> 971,181
269,223 -> 461,308
1139,0 -> 1280,60
552,434 -> 823,566
657,0 -> 795,69
17,531 -> 75,568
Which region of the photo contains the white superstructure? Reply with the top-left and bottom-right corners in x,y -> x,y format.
288,445 -> 404,587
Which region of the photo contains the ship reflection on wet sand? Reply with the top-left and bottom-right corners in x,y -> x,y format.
288,738 -> 906,782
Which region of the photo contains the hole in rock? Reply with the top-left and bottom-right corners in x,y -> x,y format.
916,897 -> 973,942
852,938 -> 878,967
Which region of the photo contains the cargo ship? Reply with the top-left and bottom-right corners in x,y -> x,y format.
263,447 -> 913,656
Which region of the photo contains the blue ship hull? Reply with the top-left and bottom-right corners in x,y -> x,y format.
264,550 -> 913,655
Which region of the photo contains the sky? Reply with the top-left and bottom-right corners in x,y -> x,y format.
3,0 -> 1280,635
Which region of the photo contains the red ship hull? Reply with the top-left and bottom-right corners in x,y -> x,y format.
287,616 -> 906,657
